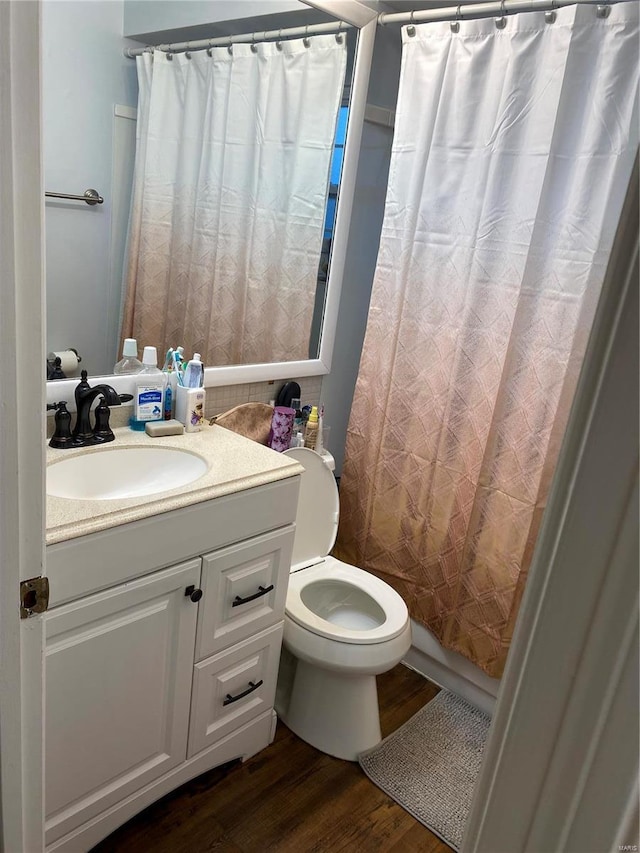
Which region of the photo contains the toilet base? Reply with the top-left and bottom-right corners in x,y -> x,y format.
282,660 -> 382,761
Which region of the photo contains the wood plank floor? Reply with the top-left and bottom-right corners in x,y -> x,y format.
92,665 -> 450,853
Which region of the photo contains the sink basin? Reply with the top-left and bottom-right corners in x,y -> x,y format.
47,446 -> 209,500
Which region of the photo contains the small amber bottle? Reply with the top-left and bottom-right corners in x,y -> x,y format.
304,406 -> 319,450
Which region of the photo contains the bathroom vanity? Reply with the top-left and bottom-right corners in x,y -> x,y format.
45,426 -> 302,852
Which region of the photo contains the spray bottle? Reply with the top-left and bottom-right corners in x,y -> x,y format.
304,406 -> 319,450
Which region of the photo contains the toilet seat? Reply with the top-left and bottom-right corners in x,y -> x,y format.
286,556 -> 409,645
282,447 -> 409,646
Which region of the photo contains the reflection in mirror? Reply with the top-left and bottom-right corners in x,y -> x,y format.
122,34 -> 351,368
43,1 -> 357,379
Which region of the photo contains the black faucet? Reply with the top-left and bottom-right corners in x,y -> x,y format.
71,370 -> 123,447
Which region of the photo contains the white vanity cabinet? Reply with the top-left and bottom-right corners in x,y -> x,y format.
45,559 -> 201,846
44,473 -> 299,853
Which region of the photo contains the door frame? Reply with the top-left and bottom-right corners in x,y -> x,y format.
0,1 -> 46,851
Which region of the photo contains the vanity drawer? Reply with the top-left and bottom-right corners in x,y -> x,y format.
195,526 -> 294,661
46,476 -> 300,608
187,623 -> 283,757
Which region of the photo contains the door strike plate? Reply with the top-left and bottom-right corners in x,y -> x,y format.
20,576 -> 50,618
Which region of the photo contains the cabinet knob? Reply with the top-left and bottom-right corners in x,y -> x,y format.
184,585 -> 203,603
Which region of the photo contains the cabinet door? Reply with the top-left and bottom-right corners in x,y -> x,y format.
196,526 -> 294,661
188,623 -> 283,758
45,559 -> 201,846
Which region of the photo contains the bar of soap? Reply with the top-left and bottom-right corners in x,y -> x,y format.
145,419 -> 184,437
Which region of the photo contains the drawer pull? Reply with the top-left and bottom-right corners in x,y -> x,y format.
232,584 -> 274,607
223,679 -> 264,706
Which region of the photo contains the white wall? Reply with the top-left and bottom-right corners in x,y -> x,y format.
43,1 -> 138,377
321,24 -> 402,475
123,0 -> 330,42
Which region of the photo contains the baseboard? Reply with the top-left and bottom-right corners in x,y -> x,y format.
403,621 -> 500,716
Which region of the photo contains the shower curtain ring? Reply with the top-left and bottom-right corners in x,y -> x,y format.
596,3 -> 611,17
206,41 -> 213,57
407,10 -> 416,37
303,25 -> 311,48
227,41 -> 233,55
276,29 -> 283,50
495,0 -> 507,29
335,21 -> 344,43
450,5 -> 461,32
165,45 -> 173,60
185,43 -> 192,59
251,33 -> 258,53
545,0 -> 557,24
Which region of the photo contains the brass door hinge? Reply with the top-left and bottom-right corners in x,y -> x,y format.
20,577 -> 50,618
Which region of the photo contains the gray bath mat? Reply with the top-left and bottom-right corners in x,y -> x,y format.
358,690 -> 491,851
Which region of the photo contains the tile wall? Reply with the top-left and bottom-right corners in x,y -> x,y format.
204,377 -> 323,419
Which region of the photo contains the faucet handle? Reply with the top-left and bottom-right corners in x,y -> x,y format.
92,396 -> 116,444
49,402 -> 74,449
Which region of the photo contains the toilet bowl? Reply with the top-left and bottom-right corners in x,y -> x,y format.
277,447 -> 411,761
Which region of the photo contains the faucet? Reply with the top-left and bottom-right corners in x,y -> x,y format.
71,370 -> 123,446
48,372 -> 133,449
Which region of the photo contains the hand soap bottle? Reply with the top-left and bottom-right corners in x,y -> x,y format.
130,346 -> 165,430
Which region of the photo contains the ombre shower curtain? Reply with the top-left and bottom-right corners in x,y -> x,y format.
121,36 -> 346,366
335,3 -> 638,678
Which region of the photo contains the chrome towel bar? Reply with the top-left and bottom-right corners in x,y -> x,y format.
45,188 -> 103,205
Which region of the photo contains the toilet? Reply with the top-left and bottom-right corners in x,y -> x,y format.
277,447 -> 411,761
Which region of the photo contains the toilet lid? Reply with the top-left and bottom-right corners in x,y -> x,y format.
283,447 -> 339,570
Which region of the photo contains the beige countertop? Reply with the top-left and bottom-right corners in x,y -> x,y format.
46,424 -> 303,545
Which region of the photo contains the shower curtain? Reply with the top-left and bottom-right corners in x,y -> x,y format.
121,36 -> 346,366
335,2 -> 639,678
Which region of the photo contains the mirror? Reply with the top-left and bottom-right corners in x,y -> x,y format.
43,0 -> 375,399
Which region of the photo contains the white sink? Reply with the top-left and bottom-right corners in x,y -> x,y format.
47,446 -> 209,500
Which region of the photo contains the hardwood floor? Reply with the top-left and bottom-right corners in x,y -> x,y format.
92,665 -> 450,853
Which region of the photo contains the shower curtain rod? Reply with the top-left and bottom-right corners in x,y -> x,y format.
378,0 -> 619,25
124,20 -> 352,58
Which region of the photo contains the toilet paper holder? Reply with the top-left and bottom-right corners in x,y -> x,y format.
47,348 -> 82,380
